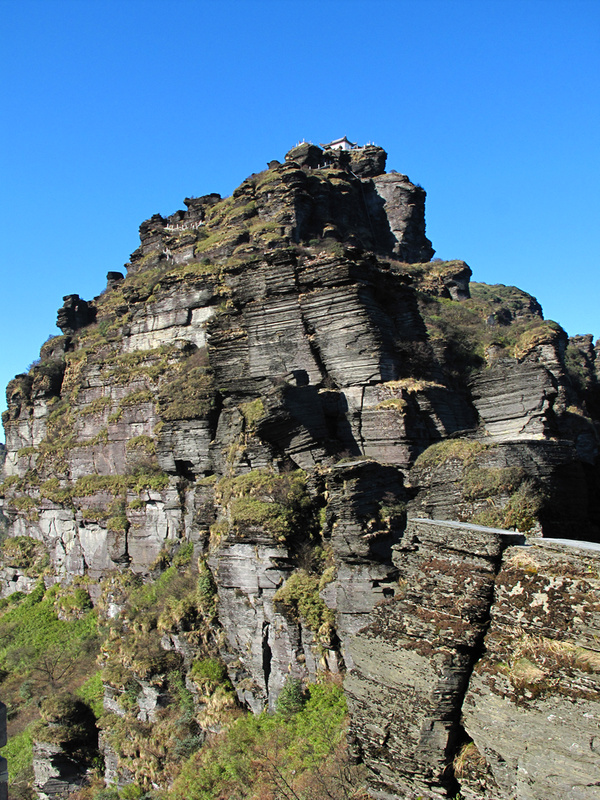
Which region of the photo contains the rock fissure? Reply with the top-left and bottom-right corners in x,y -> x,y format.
353,386 -> 367,456
445,537 -> 520,797
262,621 -> 272,693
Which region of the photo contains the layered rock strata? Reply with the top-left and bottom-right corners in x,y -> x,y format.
461,538 -> 600,800
1,141 -> 599,798
345,521 -> 600,800
345,519 -> 524,799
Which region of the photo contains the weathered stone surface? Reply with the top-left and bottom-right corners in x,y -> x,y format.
462,539 -> 600,800
345,519 -> 523,799
322,461 -> 406,655
373,173 -> 434,262
2,141 -> 600,799
56,294 -> 96,335
470,357 -> 558,440
209,538 -> 313,712
33,741 -> 88,800
156,419 -> 214,477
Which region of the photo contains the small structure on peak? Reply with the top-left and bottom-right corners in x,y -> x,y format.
321,136 -> 358,151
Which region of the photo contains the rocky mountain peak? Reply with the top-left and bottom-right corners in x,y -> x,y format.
125,140 -> 433,277
1,142 -> 599,800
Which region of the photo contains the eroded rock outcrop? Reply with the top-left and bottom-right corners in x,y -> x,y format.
461,538 -> 600,800
345,521 -> 600,800
345,519 -> 524,799
1,140 -> 599,799
32,694 -> 98,800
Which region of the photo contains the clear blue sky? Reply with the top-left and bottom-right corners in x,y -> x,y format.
1,0 -> 599,438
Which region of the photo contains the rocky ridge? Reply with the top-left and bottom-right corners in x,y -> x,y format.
0,140 -> 599,799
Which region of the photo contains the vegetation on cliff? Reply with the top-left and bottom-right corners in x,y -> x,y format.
1,141 -> 599,800
0,578 -> 99,797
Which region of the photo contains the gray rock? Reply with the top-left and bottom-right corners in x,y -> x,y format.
33,738 -> 92,800
345,519 -> 523,799
2,142 -> 600,799
462,539 -> 600,800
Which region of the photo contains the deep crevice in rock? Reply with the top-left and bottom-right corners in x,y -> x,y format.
445,538 -> 521,798
262,621 -> 272,697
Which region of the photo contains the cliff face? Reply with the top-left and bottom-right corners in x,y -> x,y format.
1,141 -> 599,799
346,521 -> 600,800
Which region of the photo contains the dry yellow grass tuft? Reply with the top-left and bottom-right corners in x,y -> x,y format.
453,741 -> 487,780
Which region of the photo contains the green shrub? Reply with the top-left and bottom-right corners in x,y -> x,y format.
120,785 -> 145,800
119,389 -> 154,408
16,446 -> 37,458
40,477 -> 73,505
239,398 -> 265,429
38,401 -> 75,458
99,345 -> 175,386
73,469 -> 169,500
79,396 -> 112,416
3,724 -> 33,786
77,670 -> 104,717
375,397 -> 408,411
73,474 -> 127,497
128,498 -> 145,510
0,475 -> 22,493
228,496 -> 291,539
472,480 -> 544,532
378,501 -> 407,524
57,586 -> 93,617
108,389 -> 154,422
0,591 -> 25,611
514,321 -> 563,360
127,465 -> 170,494
172,542 -> 194,568
98,560 -> 224,789
7,495 -> 38,512
276,677 -> 306,715
169,680 -> 348,800
419,283 -> 562,381
461,466 -> 526,501
0,580 -> 99,784
190,658 -> 230,692
197,560 -> 216,604
126,435 -> 156,454
502,481 -> 544,531
164,261 -> 220,283
33,691 -> 98,756
564,342 -> 592,392
107,513 -> 129,533
0,582 -> 98,674
216,469 -> 314,543
82,508 -> 110,523
0,536 -> 49,575
274,570 -> 335,639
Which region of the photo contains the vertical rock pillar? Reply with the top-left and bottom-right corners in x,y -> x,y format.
344,519 -> 523,799
461,538 -> 600,800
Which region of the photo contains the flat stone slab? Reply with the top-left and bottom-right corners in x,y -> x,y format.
409,517 -> 526,538
529,537 -> 600,553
